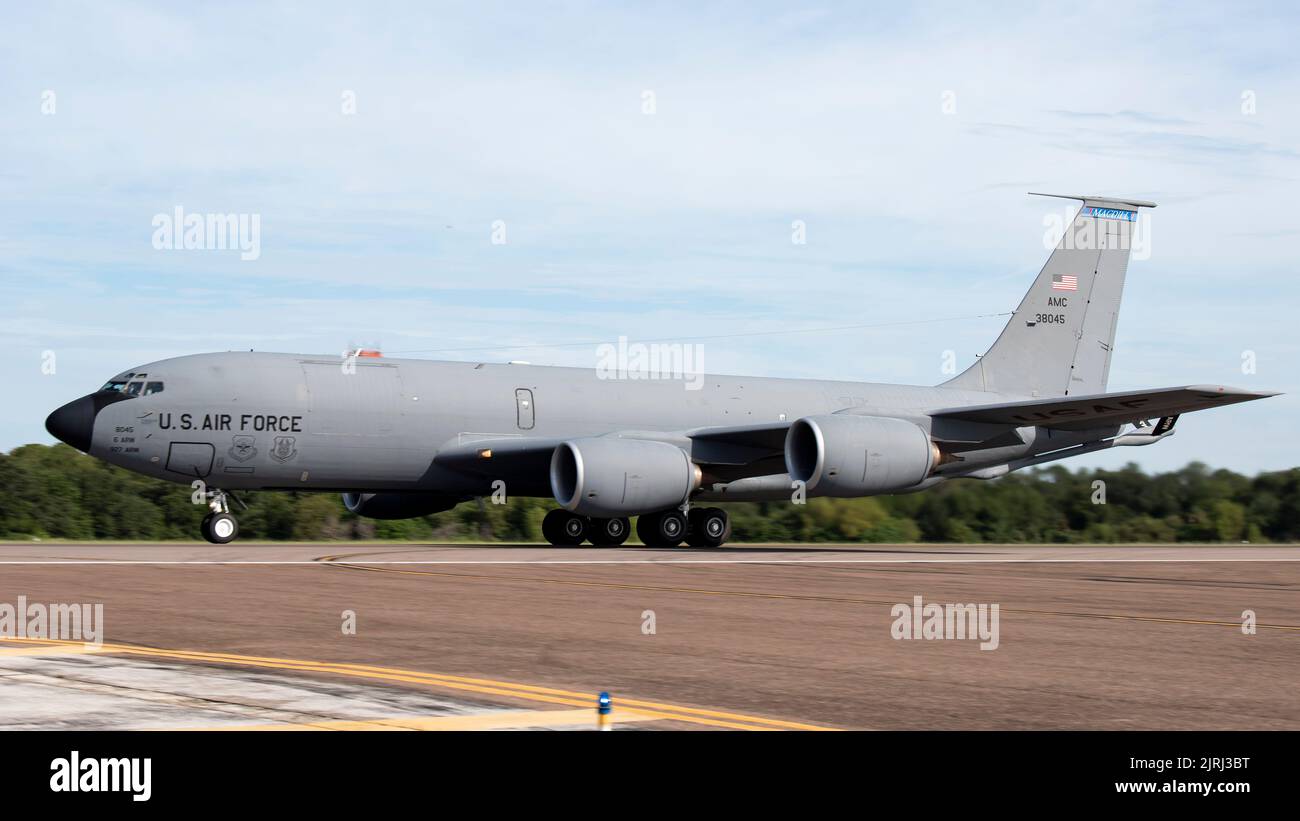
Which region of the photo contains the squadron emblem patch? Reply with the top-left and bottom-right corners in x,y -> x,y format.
270,436 -> 298,463
228,435 -> 257,462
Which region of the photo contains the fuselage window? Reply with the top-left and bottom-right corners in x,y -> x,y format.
126,381 -> 144,396
144,381 -> 164,396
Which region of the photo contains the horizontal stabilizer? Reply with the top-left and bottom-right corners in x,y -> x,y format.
1028,192 -> 1158,210
931,385 -> 1279,431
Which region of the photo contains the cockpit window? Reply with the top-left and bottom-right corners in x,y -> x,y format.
99,376 -> 163,396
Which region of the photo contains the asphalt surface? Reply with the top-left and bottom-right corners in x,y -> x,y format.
2,542 -> 1297,730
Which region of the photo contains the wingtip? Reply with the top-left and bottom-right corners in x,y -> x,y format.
1187,384 -> 1283,399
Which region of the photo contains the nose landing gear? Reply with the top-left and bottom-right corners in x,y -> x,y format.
199,489 -> 240,544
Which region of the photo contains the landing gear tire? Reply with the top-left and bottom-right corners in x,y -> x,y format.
588,517 -> 630,547
636,510 -> 687,547
542,510 -> 564,545
198,488 -> 238,544
686,507 -> 731,548
201,512 -> 239,545
543,509 -> 587,546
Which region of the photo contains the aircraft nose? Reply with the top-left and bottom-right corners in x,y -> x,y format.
45,394 -> 97,452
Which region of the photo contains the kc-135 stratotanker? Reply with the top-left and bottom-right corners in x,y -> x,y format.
45,194 -> 1277,545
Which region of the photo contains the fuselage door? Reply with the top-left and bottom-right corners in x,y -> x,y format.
515,388 -> 535,430
165,442 -> 214,478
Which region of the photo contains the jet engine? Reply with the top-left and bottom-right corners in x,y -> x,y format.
784,414 -> 937,497
550,437 -> 702,518
341,492 -> 460,520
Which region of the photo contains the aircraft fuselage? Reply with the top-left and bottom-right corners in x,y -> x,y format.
53,351 -> 1071,498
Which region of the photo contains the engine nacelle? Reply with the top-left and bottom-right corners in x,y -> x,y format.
341,492 -> 460,520
551,437 -> 701,518
785,414 -> 937,497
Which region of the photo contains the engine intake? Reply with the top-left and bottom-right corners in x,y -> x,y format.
551,437 -> 701,518
785,414 -> 937,497
341,492 -> 460,520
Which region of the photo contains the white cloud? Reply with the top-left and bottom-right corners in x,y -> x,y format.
1,2 -> 1297,472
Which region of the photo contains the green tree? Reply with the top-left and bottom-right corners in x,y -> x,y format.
2,444 -> 1297,544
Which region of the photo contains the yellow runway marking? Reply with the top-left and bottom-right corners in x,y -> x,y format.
2,638 -> 831,731
318,560 -> 1300,632
0,642 -> 105,657
192,708 -> 659,731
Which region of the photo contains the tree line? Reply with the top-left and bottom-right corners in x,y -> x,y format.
2,443 -> 1297,543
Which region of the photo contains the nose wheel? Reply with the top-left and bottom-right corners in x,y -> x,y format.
201,512 -> 239,544
199,489 -> 240,544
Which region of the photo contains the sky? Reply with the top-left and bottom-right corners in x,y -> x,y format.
1,1 -> 1297,473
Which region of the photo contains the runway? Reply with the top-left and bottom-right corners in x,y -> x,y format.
2,542 -> 1297,730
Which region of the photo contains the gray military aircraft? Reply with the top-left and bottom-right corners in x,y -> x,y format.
46,194 -> 1277,546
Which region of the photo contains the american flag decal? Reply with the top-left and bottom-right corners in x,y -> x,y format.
1052,274 -> 1078,291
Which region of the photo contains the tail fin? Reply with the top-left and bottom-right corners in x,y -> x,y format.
944,193 -> 1156,397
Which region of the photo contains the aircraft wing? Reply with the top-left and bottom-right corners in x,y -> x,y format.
684,421 -> 790,465
434,422 -> 792,485
931,385 -> 1279,431
434,435 -> 566,478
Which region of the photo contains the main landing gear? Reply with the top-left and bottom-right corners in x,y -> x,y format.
541,507 -> 731,548
542,510 -> 631,547
199,489 -> 240,545
686,506 -> 732,548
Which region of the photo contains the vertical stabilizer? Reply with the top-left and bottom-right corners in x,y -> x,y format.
943,193 -> 1155,397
